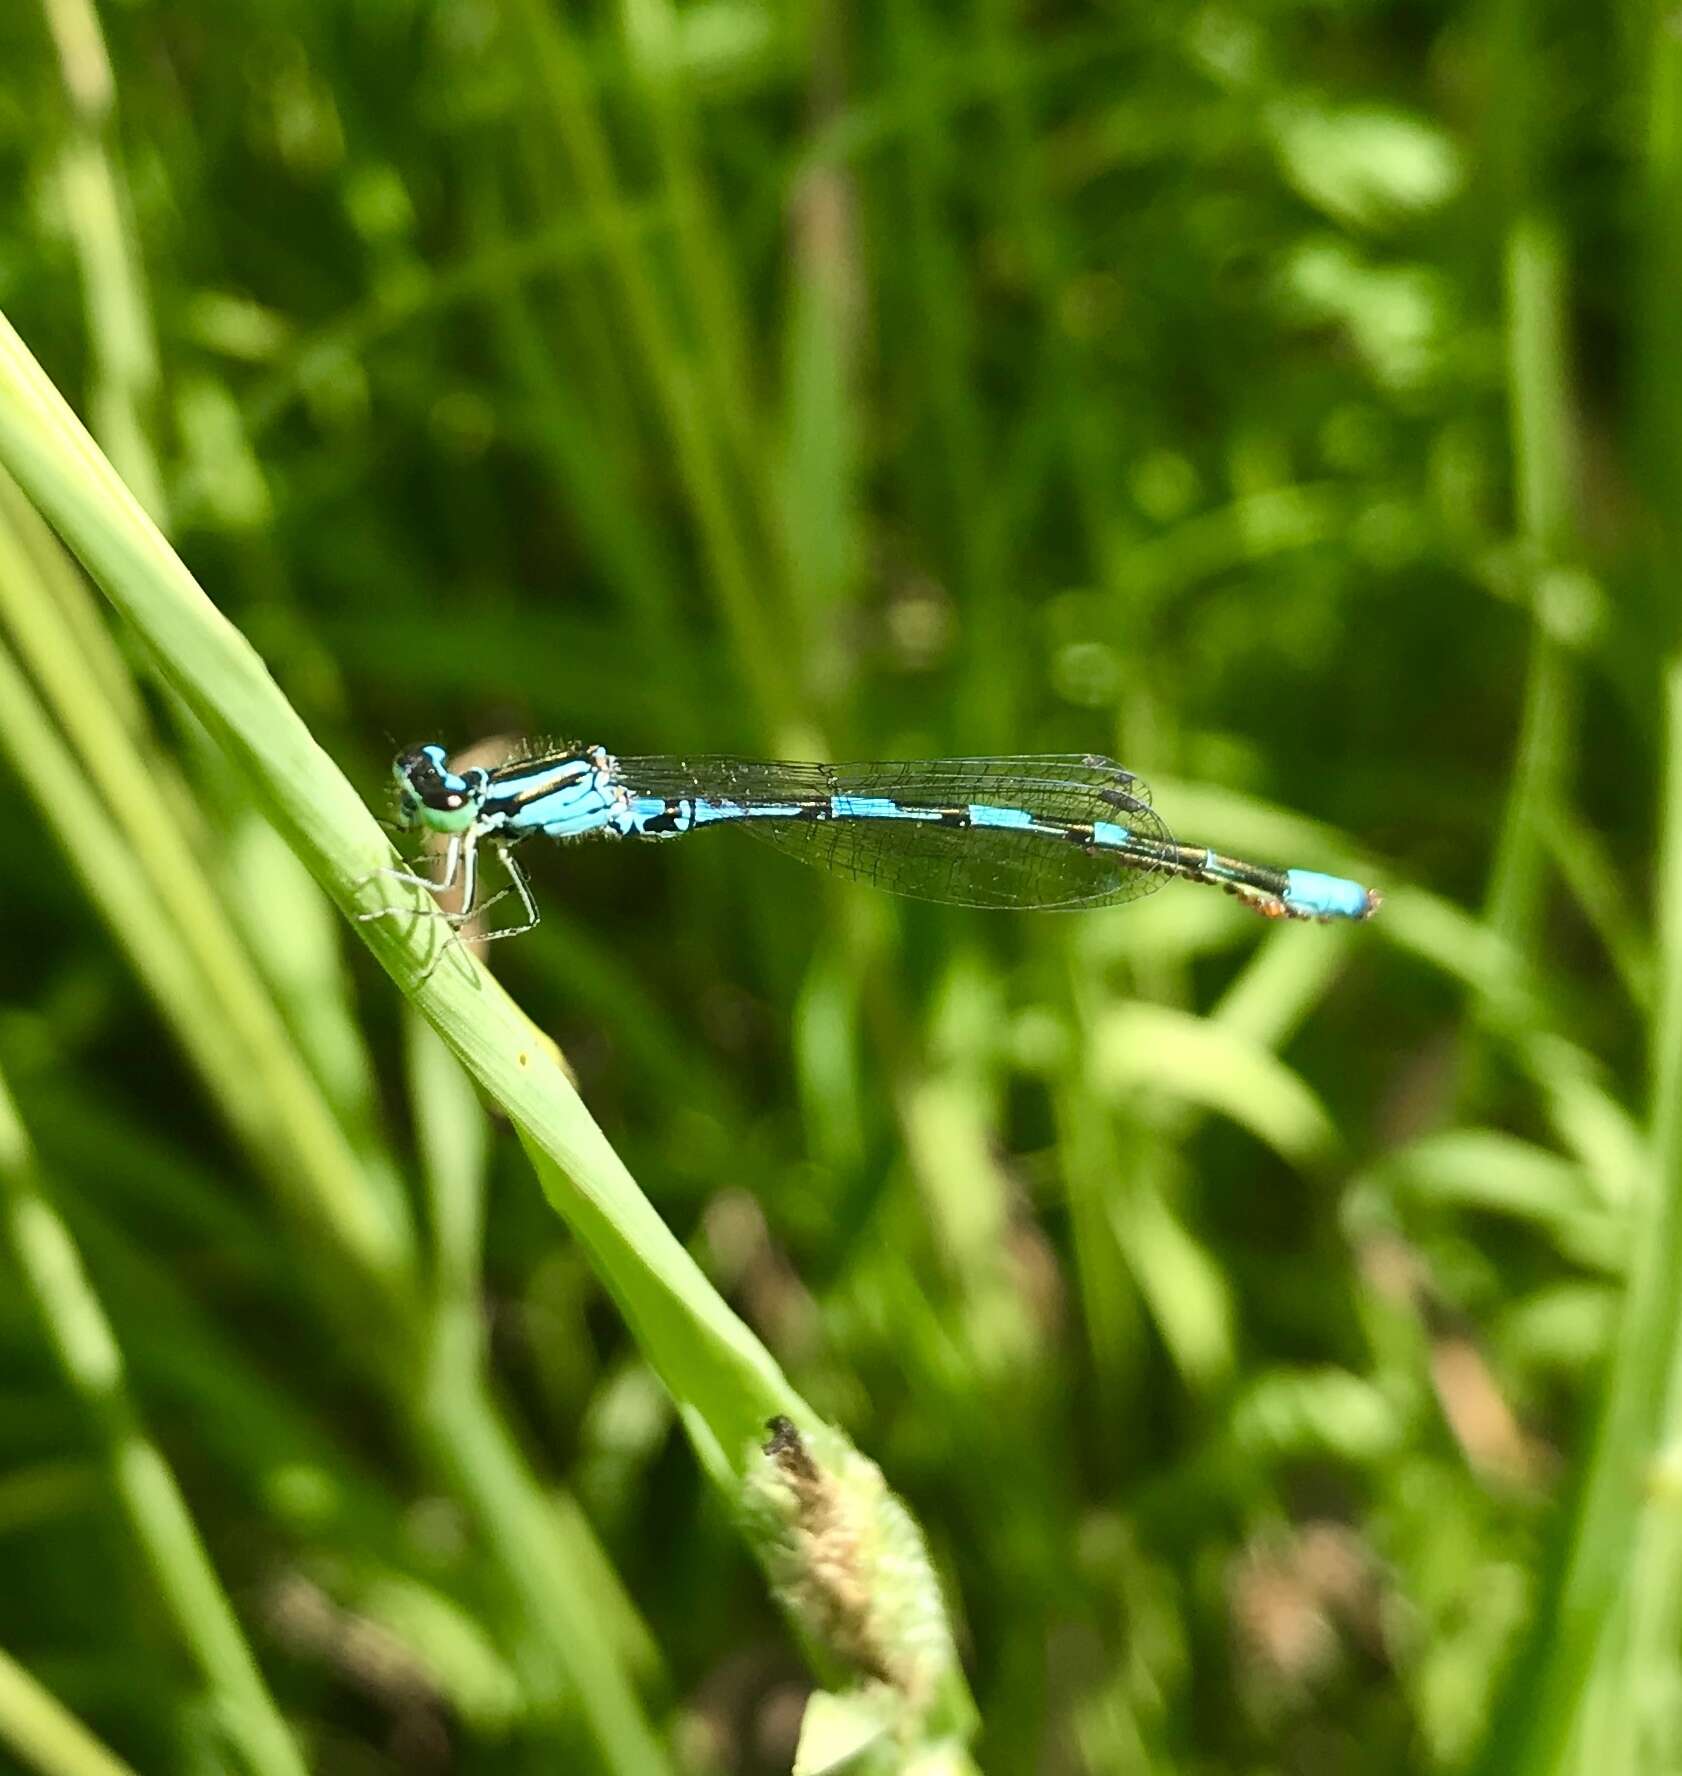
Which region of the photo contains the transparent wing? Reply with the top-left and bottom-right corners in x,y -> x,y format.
619,753 -> 1153,805
616,754 -> 1174,910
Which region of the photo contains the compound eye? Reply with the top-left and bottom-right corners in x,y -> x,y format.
392,743 -> 482,832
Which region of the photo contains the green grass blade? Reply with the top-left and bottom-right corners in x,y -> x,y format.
36,0 -> 166,524
0,1641 -> 141,1776
0,1065 -> 309,1776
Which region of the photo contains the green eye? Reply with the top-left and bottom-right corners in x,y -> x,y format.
389,745 -> 486,832
414,793 -> 480,834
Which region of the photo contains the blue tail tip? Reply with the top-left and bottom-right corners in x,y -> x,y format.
1283,869 -> 1381,921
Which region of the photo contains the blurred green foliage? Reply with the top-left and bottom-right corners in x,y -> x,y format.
0,0 -> 1677,1771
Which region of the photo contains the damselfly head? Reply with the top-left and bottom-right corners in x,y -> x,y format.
392,744 -> 489,834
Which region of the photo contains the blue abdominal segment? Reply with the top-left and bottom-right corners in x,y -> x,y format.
692,800 -> 805,824
1282,869 -> 1376,920
967,803 -> 1035,830
629,794 -> 686,829
832,795 -> 939,821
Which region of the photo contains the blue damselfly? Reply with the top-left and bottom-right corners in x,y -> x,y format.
359,742 -> 1379,947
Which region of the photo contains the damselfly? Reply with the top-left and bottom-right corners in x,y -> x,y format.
358,742 -> 1380,949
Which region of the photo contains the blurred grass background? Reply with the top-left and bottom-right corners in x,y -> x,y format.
0,0 -> 1676,1771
